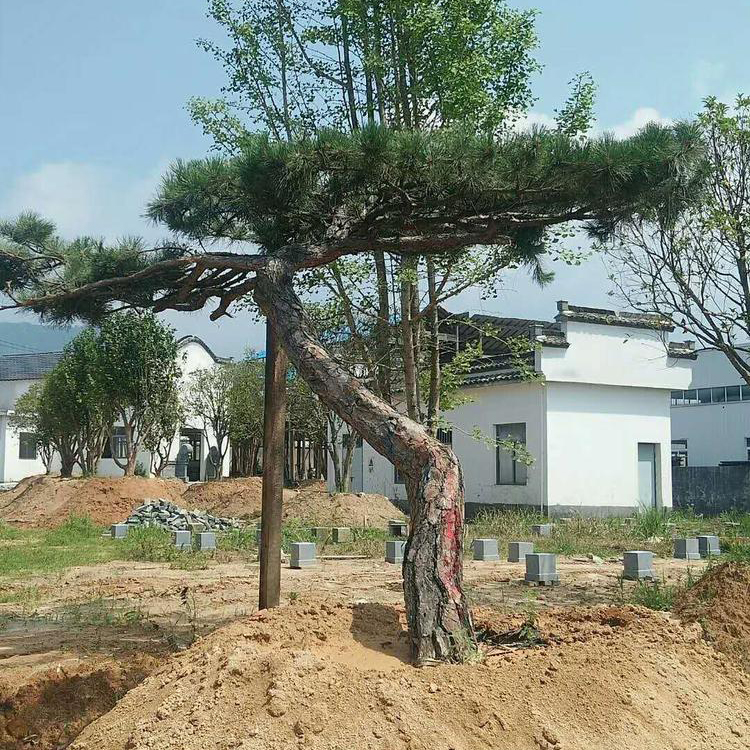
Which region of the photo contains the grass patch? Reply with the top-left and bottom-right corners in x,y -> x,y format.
44,515 -> 101,545
121,526 -> 210,570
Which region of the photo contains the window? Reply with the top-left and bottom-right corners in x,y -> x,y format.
746,438 -> 750,462
727,386 -> 741,402
436,428 -> 453,446
670,390 -> 684,406
103,427 -> 127,460
495,423 -> 527,485
683,389 -> 698,405
698,388 -> 712,404
712,386 -> 726,403
671,439 -> 688,467
743,386 -> 750,401
18,432 -> 37,460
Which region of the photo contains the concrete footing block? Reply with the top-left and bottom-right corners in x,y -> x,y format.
472,538 -> 500,561
290,542 -> 317,568
697,535 -> 721,558
332,527 -> 351,543
525,553 -> 559,584
508,541 -> 534,563
532,524 -> 553,537
110,523 -> 129,539
674,538 -> 701,560
196,532 -> 216,551
388,520 -> 408,537
623,550 -> 654,580
313,526 -> 331,542
385,540 -> 406,564
172,530 -> 192,550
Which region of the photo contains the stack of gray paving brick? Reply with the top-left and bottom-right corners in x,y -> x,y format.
120,498 -> 242,533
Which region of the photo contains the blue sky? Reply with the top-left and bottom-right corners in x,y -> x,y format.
1,0 -> 747,356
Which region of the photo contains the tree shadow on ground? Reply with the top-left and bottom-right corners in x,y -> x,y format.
349,601 -> 412,666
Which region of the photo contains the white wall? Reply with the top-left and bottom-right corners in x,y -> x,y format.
670,348 -> 750,466
343,380 -> 546,509
546,382 -> 673,514
542,322 -> 693,390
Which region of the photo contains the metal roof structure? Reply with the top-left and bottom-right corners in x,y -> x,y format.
0,352 -> 64,381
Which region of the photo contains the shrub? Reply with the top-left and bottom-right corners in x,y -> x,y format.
122,526 -> 175,562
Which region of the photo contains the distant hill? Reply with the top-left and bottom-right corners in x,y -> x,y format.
0,321 -> 82,355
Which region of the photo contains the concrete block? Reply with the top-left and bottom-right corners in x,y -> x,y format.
313,527 -> 331,542
172,530 -> 192,550
388,519 -> 408,537
508,541 -> 534,563
196,532 -> 216,551
110,523 -> 129,539
697,535 -> 721,558
187,521 -> 205,534
472,538 -> 500,561
290,541 -> 317,568
385,540 -> 406,564
524,553 -> 559,584
673,538 -> 701,560
532,524 -> 553,537
623,550 -> 653,580
331,527 -> 351,543
255,526 -> 262,543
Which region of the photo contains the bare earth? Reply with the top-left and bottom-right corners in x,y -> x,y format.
0,476 -> 403,528
2,554 -> 749,749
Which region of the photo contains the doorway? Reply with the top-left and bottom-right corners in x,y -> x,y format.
637,442 -> 658,509
181,429 -> 202,481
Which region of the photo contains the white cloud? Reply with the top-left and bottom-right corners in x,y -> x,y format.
0,161 -> 166,240
605,107 -> 672,139
511,111 -> 556,132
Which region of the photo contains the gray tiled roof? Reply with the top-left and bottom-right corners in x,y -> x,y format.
0,351 -> 63,381
556,302 -> 673,331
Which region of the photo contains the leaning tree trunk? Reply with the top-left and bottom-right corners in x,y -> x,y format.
254,262 -> 473,663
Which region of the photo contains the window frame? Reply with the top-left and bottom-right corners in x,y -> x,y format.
18,432 -> 38,461
495,422 -> 527,486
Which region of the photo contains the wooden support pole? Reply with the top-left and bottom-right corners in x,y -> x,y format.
259,318 -> 288,610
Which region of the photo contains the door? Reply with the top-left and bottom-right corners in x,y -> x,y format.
181,429 -> 202,481
637,443 -> 658,509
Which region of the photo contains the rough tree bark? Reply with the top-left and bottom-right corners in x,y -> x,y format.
259,318 -> 288,610
254,261 -> 472,663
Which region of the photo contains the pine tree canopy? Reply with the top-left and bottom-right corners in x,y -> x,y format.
0,123 -> 705,324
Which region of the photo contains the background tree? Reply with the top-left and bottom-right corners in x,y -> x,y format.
184,365 -> 234,479
228,353 -> 266,476
607,96 -> 750,382
9,384 -> 55,474
97,312 -> 182,476
0,123 -> 703,661
143,389 -> 184,477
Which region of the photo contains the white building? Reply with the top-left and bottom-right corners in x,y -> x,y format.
333,302 -> 694,517
670,347 -> 750,467
0,336 -> 230,483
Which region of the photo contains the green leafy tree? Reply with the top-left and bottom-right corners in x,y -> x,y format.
184,365 -> 234,480
9,384 -> 55,474
228,353 -> 266,476
97,312 -> 182,476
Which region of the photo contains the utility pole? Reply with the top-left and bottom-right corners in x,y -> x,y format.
258,318 -> 287,609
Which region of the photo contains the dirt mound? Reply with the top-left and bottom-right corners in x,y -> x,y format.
286,482 -> 404,526
0,654 -> 159,750
182,477 -> 296,518
0,475 -> 186,528
72,599 -> 750,750
184,478 -> 403,526
675,560 -> 750,670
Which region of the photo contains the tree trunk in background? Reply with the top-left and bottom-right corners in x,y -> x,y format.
400,258 -> 419,420
426,258 -> 441,436
374,251 -> 392,401
259,317 -> 288,611
254,266 -> 473,663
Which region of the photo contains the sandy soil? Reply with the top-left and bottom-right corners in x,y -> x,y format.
675,561 -> 750,671
184,478 -> 404,526
0,476 -> 187,528
0,476 -> 402,530
1,554 -> 748,749
69,597 -> 750,750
